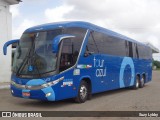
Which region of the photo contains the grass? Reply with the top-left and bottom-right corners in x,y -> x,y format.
156,68 -> 160,70
153,68 -> 160,71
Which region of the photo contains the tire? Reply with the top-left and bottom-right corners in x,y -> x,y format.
87,81 -> 92,100
132,76 -> 140,89
75,81 -> 88,103
139,75 -> 145,88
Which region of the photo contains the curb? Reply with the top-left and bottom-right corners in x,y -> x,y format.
0,85 -> 10,89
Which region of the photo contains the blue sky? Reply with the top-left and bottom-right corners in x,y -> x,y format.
10,0 -> 160,61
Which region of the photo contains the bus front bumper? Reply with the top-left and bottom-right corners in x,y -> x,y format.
11,84 -> 56,101
10,79 -> 58,101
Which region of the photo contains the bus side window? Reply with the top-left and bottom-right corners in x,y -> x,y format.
129,41 -> 133,57
85,32 -> 99,55
132,43 -> 139,59
135,44 -> 139,58
59,39 -> 73,72
12,42 -> 18,66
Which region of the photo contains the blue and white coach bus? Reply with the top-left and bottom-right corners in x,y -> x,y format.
3,21 -> 152,103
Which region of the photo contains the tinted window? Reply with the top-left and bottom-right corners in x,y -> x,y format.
59,39 -> 74,72
92,32 -> 103,53
86,31 -> 152,59
138,45 -> 152,59
145,46 -> 152,59
132,43 -> 139,58
59,27 -> 86,72
86,32 -> 99,54
65,27 -> 86,54
92,31 -> 126,56
128,41 -> 133,57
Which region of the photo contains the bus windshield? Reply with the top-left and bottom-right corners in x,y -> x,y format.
12,29 -> 62,75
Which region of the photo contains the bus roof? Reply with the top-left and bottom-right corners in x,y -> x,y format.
25,21 -> 146,46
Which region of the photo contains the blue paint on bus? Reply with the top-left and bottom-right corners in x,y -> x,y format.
119,57 -> 135,88
4,21 -> 152,102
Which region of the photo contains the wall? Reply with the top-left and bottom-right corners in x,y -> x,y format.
0,1 -> 12,82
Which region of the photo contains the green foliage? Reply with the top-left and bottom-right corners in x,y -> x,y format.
153,60 -> 160,68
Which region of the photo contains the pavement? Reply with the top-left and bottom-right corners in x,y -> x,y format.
0,71 -> 160,120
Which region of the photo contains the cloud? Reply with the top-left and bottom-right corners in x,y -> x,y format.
10,0 -> 160,60
12,19 -> 36,39
49,0 -> 160,60
45,5 -> 74,22
63,0 -> 160,35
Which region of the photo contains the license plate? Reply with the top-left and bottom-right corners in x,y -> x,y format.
22,92 -> 30,97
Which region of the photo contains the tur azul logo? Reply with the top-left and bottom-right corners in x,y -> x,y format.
93,57 -> 106,77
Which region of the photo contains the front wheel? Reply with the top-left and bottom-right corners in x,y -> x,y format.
75,81 -> 88,103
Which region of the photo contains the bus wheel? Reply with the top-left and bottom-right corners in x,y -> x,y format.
132,76 -> 140,89
75,81 -> 88,103
139,75 -> 145,88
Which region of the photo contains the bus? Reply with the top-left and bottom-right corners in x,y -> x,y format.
3,21 -> 152,103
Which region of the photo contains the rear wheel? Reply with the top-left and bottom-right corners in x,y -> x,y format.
139,75 -> 145,88
132,76 -> 140,89
75,81 -> 88,103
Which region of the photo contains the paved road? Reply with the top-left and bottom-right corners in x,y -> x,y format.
0,71 -> 160,120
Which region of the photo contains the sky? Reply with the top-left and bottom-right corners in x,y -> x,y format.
10,0 -> 160,61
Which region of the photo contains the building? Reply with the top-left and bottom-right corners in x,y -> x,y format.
0,0 -> 20,82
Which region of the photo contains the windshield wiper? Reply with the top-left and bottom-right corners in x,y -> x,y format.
16,46 -> 33,77
16,35 -> 41,78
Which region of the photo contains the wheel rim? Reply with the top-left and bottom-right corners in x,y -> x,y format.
141,77 -> 144,86
80,85 -> 87,99
136,79 -> 139,88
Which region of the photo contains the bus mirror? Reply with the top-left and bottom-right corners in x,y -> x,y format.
3,39 -> 19,55
53,34 -> 75,53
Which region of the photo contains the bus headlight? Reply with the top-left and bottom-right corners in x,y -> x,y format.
11,80 -> 26,89
10,76 -> 64,90
41,83 -> 48,88
11,81 -> 16,85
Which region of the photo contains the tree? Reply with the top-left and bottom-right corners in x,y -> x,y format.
153,60 -> 160,68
